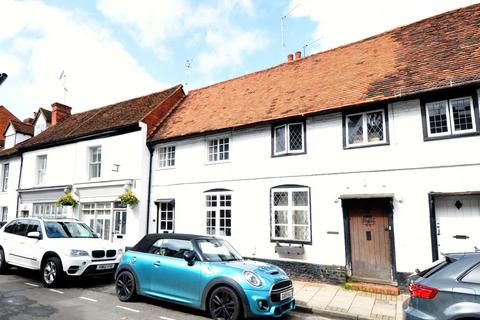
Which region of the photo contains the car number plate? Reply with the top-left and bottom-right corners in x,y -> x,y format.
280,289 -> 293,301
96,264 -> 115,270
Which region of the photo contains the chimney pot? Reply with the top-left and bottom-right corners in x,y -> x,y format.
51,102 -> 72,125
287,54 -> 294,62
295,51 -> 301,60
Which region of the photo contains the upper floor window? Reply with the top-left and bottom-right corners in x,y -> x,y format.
271,186 -> 311,243
273,123 -> 305,156
207,137 -> 229,163
206,191 -> 232,236
2,163 -> 9,192
345,109 -> 387,148
425,97 -> 476,138
36,155 -> 47,185
89,146 -> 102,179
157,145 -> 175,168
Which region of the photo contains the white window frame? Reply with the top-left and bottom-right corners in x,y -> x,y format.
157,200 -> 175,233
345,109 -> 386,148
157,145 -> 176,169
273,123 -> 305,155
1,163 -> 9,192
271,187 -> 311,243
36,155 -> 47,185
1,207 -> 7,222
32,203 -> 65,218
206,136 -> 230,164
426,97 -> 477,138
89,146 -> 102,179
205,191 -> 232,237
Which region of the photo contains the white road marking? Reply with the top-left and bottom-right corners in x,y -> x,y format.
79,296 -> 97,302
49,289 -> 64,294
116,305 -> 140,313
160,316 -> 176,320
24,282 -> 39,287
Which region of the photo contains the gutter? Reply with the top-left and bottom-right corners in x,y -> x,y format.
16,153 -> 23,218
146,146 -> 154,235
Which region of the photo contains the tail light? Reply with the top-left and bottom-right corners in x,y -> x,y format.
409,283 -> 438,299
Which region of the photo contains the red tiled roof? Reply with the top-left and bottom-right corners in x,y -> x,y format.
10,120 -> 34,136
0,106 -> 20,141
150,3 -> 480,141
20,85 -> 184,149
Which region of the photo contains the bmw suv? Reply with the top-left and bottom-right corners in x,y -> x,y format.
115,233 -> 295,319
0,218 -> 123,287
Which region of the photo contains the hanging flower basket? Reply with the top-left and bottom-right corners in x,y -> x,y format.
57,193 -> 78,207
119,189 -> 139,207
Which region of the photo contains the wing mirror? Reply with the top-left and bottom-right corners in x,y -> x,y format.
27,231 -> 42,240
183,250 -> 196,266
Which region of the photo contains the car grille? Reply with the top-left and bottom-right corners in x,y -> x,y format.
106,250 -> 116,258
271,280 -> 293,303
92,250 -> 105,258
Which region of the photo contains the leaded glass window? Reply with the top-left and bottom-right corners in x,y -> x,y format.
271,187 -> 311,242
346,109 -> 386,147
273,123 -> 305,155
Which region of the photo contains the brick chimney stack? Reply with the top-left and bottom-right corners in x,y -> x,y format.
287,53 -> 294,62
295,51 -> 301,60
51,102 -> 72,125
23,118 -> 34,125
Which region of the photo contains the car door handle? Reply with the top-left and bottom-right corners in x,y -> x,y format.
153,261 -> 161,267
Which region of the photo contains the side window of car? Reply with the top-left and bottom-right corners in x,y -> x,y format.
14,220 -> 28,237
461,264 -> 480,284
148,239 -> 164,255
3,221 -> 17,234
149,239 -> 193,259
26,220 -> 41,234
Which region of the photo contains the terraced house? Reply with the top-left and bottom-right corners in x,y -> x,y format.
147,4 -> 480,286
7,85 -> 185,247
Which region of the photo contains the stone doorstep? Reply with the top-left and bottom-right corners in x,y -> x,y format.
344,282 -> 400,296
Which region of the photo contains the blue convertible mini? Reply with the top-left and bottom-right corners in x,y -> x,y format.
115,233 -> 295,319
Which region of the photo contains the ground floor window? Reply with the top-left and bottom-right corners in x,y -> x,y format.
1,207 -> 7,222
81,202 -> 127,241
271,186 -> 311,243
156,200 -> 175,233
206,192 -> 232,236
32,203 -> 66,218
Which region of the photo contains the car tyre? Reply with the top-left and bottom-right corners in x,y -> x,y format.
116,271 -> 137,302
42,257 -> 63,288
0,248 -> 9,274
209,286 -> 242,320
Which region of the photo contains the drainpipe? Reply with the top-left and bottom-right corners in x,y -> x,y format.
16,153 -> 24,218
145,146 -> 154,235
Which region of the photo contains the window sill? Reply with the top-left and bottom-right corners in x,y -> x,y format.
344,141 -> 389,150
424,131 -> 480,142
272,151 -> 306,158
205,160 -> 231,166
271,239 -> 311,245
155,166 -> 176,171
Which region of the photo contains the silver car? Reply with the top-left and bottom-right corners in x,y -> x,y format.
403,252 -> 480,319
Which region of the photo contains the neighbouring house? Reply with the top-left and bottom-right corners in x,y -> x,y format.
147,3 -> 480,286
0,105 -> 21,147
0,115 -> 34,225
16,85 -> 185,247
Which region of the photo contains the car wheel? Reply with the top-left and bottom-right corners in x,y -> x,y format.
0,248 -> 9,273
116,271 -> 136,302
42,257 -> 63,288
209,286 -> 242,320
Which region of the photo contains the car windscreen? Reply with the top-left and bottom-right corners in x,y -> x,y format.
45,221 -> 97,238
196,239 -> 243,262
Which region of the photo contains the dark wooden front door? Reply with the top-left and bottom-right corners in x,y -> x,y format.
347,199 -> 393,282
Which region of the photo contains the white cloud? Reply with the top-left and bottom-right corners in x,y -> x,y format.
0,0 -> 166,119
289,0 -> 480,52
97,0 -> 266,74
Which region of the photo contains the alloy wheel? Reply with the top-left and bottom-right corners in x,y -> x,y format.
211,289 -> 237,320
116,272 -> 134,300
43,261 -> 57,285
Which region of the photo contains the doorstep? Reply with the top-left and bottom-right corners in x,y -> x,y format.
293,280 -> 409,320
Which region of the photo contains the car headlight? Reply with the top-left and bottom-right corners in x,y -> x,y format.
69,249 -> 89,257
243,271 -> 263,287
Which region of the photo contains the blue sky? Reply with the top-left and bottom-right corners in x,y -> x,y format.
1,0 -> 478,120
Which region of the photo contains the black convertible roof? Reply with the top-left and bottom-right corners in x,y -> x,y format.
132,233 -> 216,253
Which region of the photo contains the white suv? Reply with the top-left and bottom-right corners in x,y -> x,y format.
0,218 -> 123,287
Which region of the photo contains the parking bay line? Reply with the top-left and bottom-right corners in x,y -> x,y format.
159,316 -> 176,320
79,297 -> 97,302
49,289 -> 64,294
24,282 -> 40,287
116,305 -> 140,313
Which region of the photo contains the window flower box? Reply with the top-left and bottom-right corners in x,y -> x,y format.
274,244 -> 305,255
